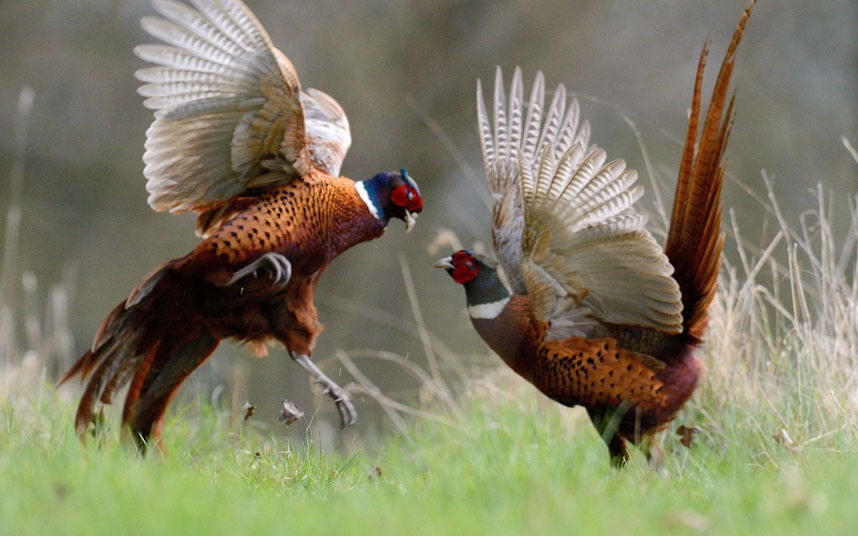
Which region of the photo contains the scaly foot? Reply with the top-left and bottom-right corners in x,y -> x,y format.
292,353 -> 357,428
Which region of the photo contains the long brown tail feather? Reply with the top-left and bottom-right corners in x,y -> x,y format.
59,301 -> 150,436
56,302 -> 125,389
665,1 -> 754,340
58,264 -> 218,448
122,334 -> 219,450
56,351 -> 90,388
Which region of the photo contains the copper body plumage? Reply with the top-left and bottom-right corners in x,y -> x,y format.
58,0 -> 422,451
436,3 -> 755,465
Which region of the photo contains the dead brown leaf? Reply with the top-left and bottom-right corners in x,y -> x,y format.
242,401 -> 255,421
676,425 -> 701,448
278,399 -> 304,427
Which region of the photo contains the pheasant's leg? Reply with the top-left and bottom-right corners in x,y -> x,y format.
292,353 -> 357,428
607,434 -> 631,468
222,252 -> 292,287
588,406 -> 631,467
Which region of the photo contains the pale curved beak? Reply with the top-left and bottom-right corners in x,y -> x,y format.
433,256 -> 454,270
404,211 -> 418,233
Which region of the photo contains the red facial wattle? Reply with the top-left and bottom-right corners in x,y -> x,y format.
391,185 -> 423,212
451,251 -> 479,283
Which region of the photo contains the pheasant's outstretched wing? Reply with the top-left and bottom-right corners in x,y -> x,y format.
518,145 -> 683,339
477,67 -> 590,294
135,0 -> 351,234
480,68 -> 683,339
494,73 -> 682,338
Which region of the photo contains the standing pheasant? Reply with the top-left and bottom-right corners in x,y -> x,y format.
58,0 -> 423,451
436,3 -> 754,465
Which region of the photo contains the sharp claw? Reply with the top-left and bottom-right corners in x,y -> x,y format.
223,253 -> 292,287
337,396 -> 358,428
329,386 -> 357,428
322,383 -> 357,428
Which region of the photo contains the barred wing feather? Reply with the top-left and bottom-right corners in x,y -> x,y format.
136,0 -> 351,234
519,144 -> 683,339
479,68 -> 680,336
478,67 -> 590,293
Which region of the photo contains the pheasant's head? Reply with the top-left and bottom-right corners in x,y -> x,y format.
433,249 -> 491,284
434,250 -> 510,319
357,168 -> 423,232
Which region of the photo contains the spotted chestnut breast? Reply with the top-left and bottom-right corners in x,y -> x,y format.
437,2 -> 754,466
472,296 -> 667,411
185,174 -> 386,286
58,0 -> 423,451
443,254 -> 672,419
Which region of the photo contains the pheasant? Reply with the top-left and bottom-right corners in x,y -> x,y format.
58,0 -> 423,451
435,2 -> 754,465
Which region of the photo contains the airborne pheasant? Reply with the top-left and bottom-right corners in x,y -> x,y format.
436,3 -> 754,465
59,0 -> 423,451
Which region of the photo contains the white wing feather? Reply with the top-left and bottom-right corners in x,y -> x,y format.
480,68 -> 683,337
519,143 -> 683,337
478,67 -> 593,294
136,0 -> 351,221
301,88 -> 351,177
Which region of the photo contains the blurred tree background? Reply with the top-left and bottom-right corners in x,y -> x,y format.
1,0 -> 855,441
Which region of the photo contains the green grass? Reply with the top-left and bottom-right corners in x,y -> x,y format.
2,378 -> 857,536
3,175 -> 858,534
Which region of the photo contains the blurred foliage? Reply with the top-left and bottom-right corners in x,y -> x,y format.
0,0 -> 855,433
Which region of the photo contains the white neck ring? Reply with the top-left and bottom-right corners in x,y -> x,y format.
468,296 -> 510,320
355,182 -> 381,220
